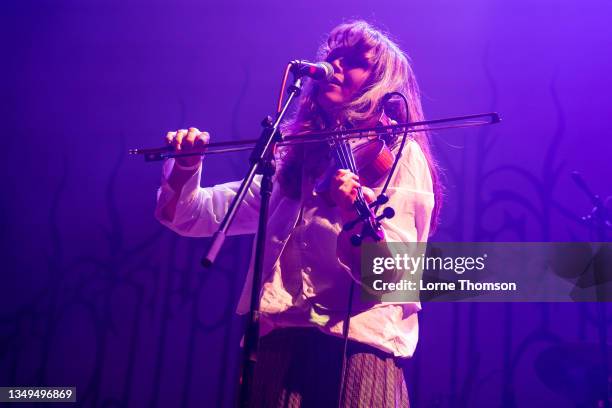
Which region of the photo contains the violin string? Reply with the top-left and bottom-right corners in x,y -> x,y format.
343,144 -> 366,203
339,138 -> 351,170
332,133 -> 345,170
346,143 -> 358,175
335,132 -> 350,171
326,128 -> 373,224
337,130 -> 369,209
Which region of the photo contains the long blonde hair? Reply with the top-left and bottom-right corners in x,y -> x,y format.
278,21 -> 442,233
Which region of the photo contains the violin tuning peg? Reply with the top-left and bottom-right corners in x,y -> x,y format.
375,207 -> 395,221
350,234 -> 363,247
377,194 -> 389,205
369,194 -> 389,208
383,207 -> 395,219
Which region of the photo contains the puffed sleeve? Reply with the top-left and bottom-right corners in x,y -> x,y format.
155,158 -> 261,237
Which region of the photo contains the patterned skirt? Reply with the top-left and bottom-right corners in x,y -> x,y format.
249,327 -> 410,407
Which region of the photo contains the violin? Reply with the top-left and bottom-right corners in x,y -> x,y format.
321,116 -> 398,246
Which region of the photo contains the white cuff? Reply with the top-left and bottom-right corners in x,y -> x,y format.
173,160 -> 202,171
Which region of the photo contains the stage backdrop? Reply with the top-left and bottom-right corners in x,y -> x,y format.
2,0 -> 611,407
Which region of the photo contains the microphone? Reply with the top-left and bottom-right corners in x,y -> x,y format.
290,60 -> 334,81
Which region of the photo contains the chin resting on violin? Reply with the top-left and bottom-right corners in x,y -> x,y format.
155,20 -> 441,408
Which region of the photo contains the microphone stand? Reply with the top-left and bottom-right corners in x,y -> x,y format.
201,75 -> 303,407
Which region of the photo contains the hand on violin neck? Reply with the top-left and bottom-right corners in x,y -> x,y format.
329,169 -> 375,224
361,186 -> 376,203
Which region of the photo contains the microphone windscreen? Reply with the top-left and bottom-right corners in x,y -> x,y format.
320,62 -> 334,81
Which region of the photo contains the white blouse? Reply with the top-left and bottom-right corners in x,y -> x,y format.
155,139 -> 434,357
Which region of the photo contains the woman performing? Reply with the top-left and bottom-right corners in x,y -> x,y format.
156,20 -> 441,408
